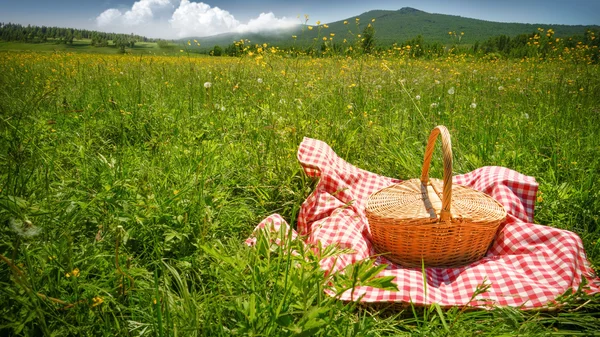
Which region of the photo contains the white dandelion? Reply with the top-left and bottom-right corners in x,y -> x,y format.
10,218 -> 41,238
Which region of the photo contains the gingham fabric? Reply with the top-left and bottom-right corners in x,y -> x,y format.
247,137 -> 600,308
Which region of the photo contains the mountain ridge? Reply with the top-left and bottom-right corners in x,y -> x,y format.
190,7 -> 598,48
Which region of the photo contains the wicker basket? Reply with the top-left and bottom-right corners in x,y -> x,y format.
365,126 -> 507,268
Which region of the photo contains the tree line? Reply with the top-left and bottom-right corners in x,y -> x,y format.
2,21 -> 597,62
0,22 -> 158,51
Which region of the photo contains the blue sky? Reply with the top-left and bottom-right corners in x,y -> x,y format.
1,0 -> 599,39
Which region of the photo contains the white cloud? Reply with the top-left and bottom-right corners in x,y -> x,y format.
124,0 -> 173,25
96,0 -> 173,27
95,0 -> 296,39
236,12 -> 296,34
170,0 -> 240,37
96,8 -> 123,27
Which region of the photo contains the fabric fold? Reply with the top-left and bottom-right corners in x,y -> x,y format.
247,137 -> 599,308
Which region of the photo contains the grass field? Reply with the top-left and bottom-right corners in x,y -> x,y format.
0,40 -> 187,56
1,48 -> 600,335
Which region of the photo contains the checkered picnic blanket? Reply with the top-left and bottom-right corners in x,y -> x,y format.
247,137 -> 600,308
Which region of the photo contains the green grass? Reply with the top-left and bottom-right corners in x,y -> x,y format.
0,49 -> 599,336
0,39 -> 188,56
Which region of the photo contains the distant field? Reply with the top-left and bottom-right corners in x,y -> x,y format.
1,49 -> 599,335
0,39 -> 195,56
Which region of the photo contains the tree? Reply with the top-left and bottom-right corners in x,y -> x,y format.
157,40 -> 171,48
211,45 -> 223,56
362,23 -> 375,54
114,36 -> 127,53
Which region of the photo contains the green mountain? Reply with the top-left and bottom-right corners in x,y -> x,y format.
192,7 -> 598,48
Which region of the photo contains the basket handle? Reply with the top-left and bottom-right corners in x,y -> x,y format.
419,126 -> 453,222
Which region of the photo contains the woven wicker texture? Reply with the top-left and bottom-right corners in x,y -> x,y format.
366,126 -> 507,267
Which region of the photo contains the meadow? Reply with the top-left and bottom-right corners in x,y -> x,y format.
1,46 -> 600,336
0,40 -> 183,56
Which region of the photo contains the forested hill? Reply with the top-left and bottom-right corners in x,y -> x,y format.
192,7 -> 599,47
0,22 -> 153,46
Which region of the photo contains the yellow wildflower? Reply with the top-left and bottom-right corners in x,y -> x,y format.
66,268 -> 80,278
92,296 -> 104,307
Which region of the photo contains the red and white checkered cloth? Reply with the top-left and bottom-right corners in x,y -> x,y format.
247,137 -> 600,309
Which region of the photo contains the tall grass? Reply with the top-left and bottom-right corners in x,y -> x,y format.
1,49 -> 599,335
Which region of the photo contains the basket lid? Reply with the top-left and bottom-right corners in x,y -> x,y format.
366,178 -> 507,224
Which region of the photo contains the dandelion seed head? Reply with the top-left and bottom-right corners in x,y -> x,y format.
415,95 -> 421,100
448,87 -> 455,95
470,102 -> 477,109
204,82 -> 212,89
9,218 -> 41,238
